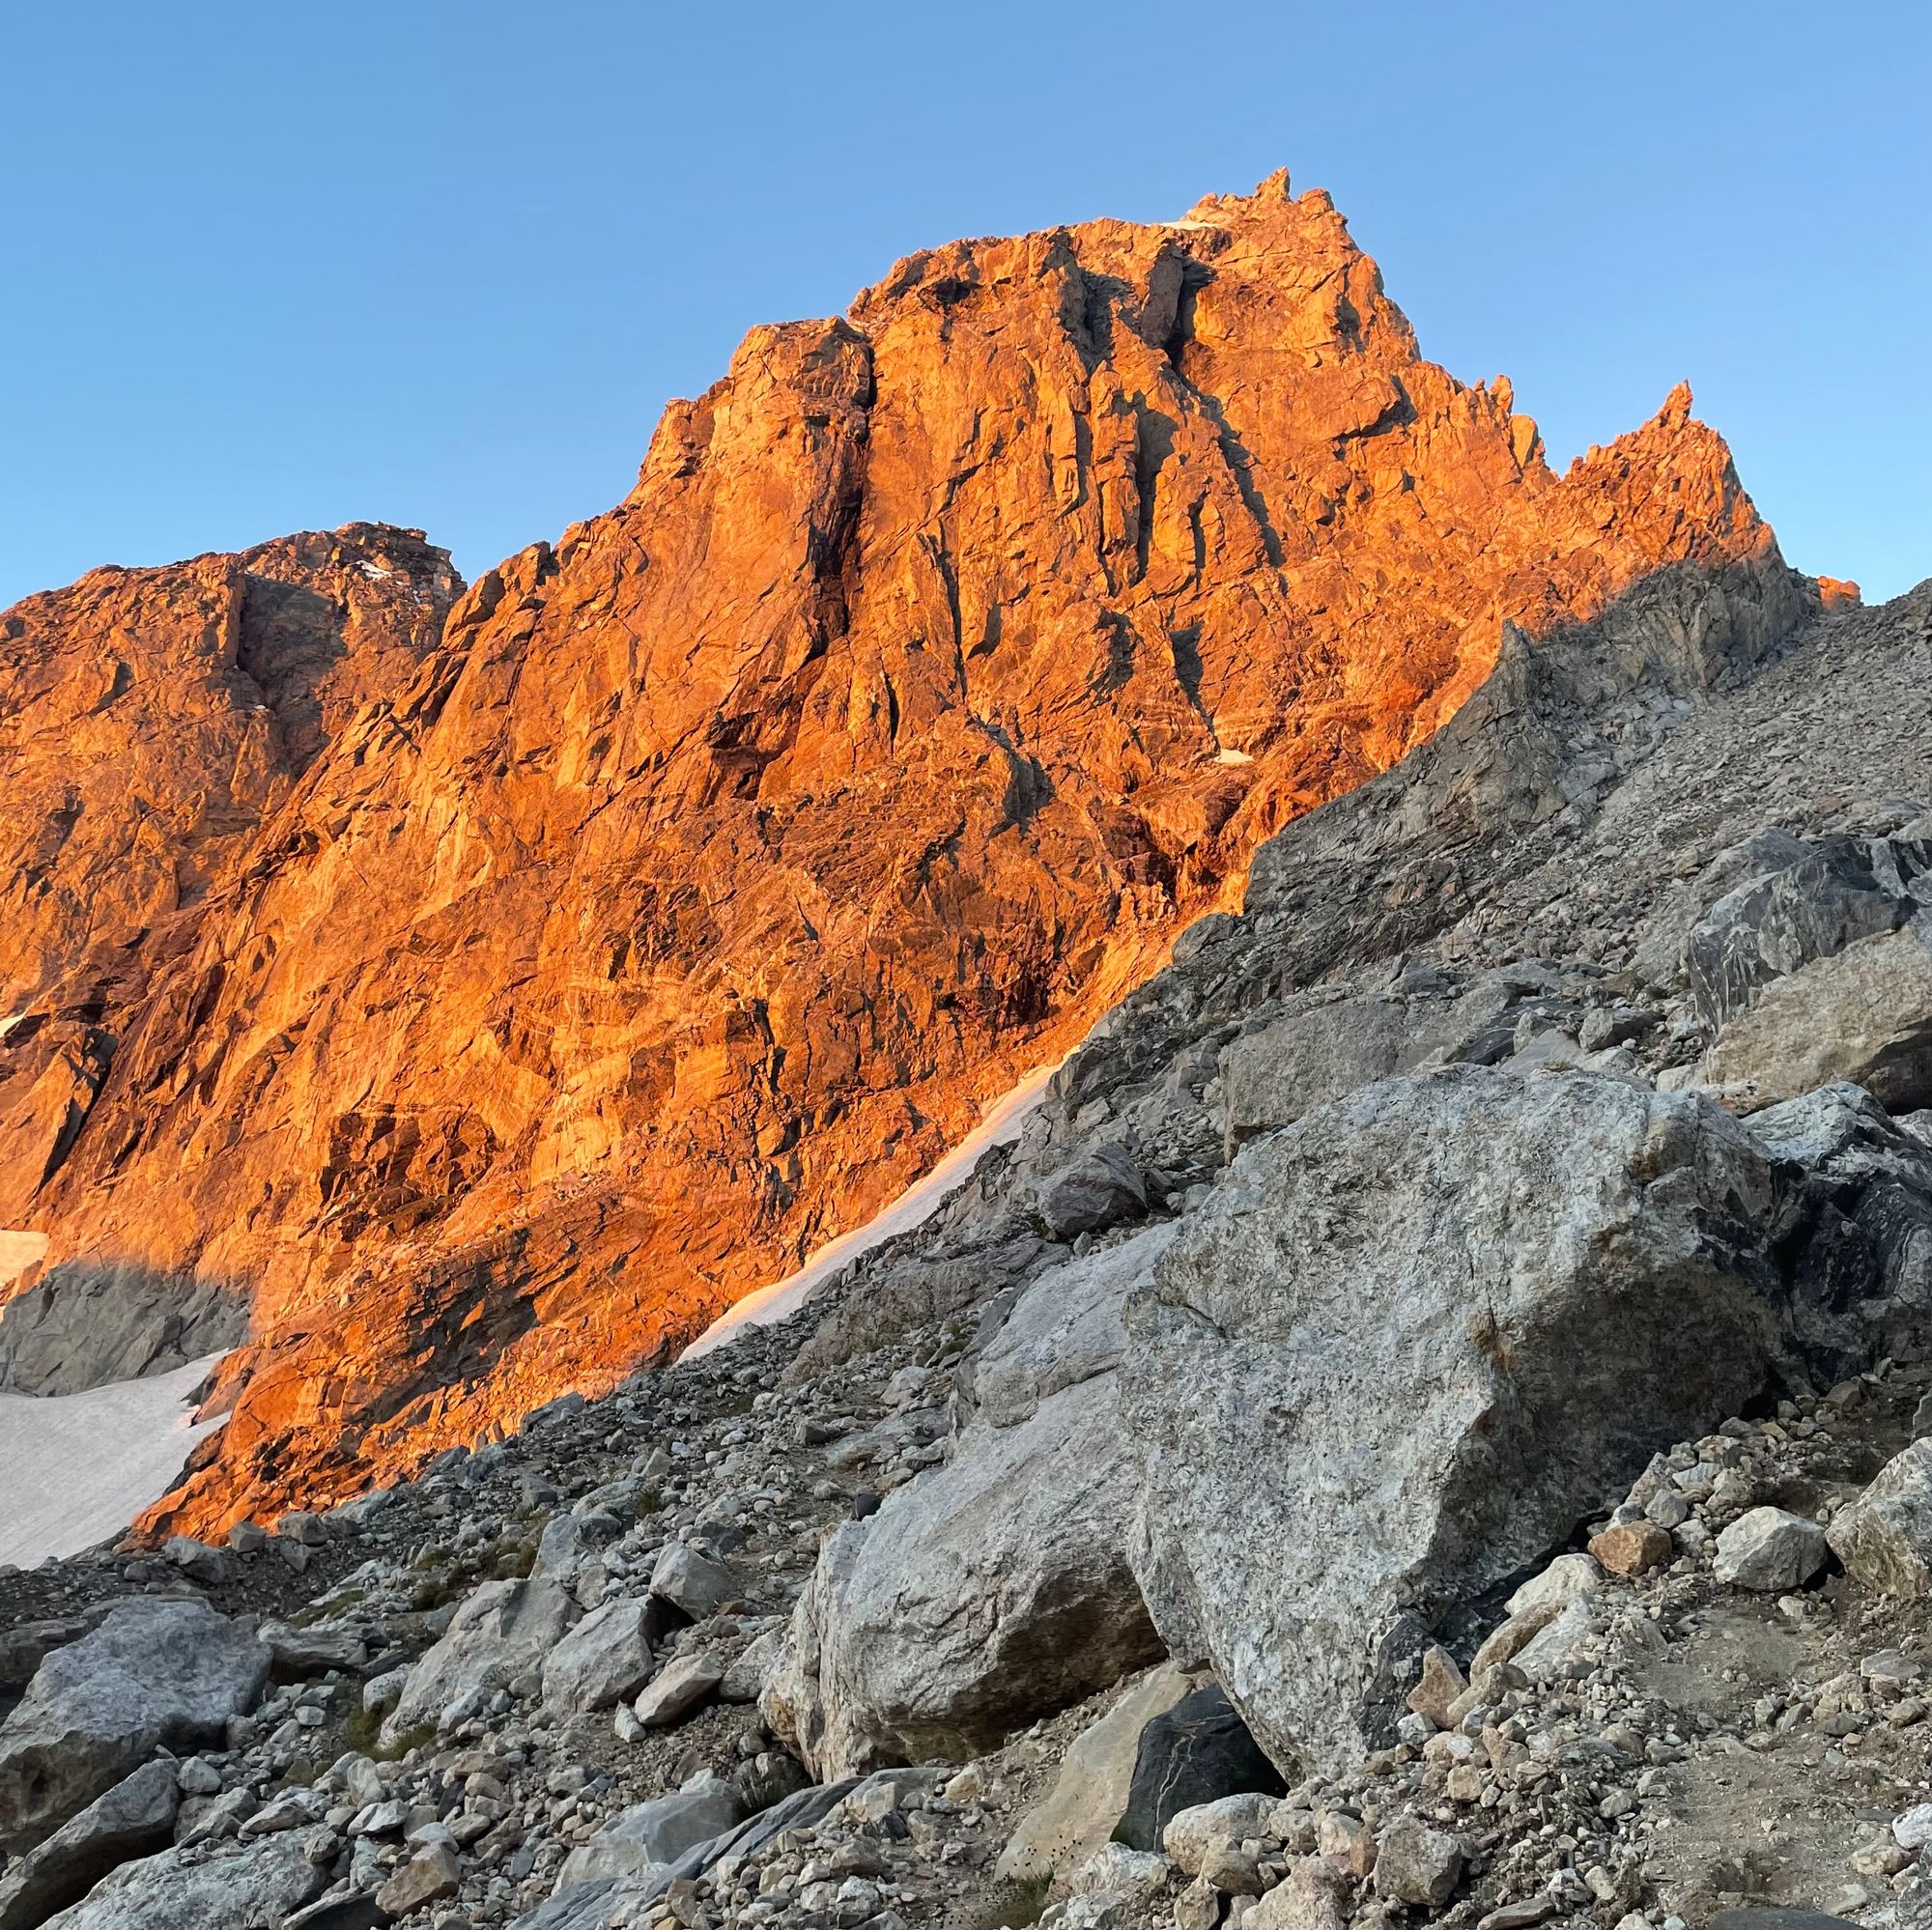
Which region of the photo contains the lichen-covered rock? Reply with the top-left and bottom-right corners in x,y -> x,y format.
1120,1066 -> 1803,1774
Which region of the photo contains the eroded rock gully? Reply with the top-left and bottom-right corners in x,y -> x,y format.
2,170 -> 1806,1538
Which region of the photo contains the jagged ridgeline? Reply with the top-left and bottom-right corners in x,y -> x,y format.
2,172 -> 1794,1541
4,169 -> 1932,1930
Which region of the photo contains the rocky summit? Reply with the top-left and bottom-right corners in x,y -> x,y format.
1,170 -> 1785,1538
2,169 -> 1930,1930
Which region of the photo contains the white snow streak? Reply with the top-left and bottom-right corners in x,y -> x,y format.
682,1063 -> 1059,1359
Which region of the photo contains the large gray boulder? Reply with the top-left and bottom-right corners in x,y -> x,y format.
0,1761 -> 180,1930
1684,834 -> 1929,1028
1707,922 -> 1932,1113
1742,1083 -> 1932,1365
39,1833 -> 325,1929
1119,1066 -> 1804,1775
541,1598 -> 654,1716
0,1599 -> 270,1855
1828,1440 -> 1932,1597
1219,997 -> 1416,1156
387,1575 -> 580,1739
765,1228 -> 1173,1777
554,1774 -> 742,1887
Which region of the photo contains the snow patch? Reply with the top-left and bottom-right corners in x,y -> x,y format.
684,1063 -> 1059,1359
356,560 -> 392,581
1213,747 -> 1254,765
0,1353 -> 228,1569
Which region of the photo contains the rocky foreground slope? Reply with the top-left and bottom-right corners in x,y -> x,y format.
0,170 -> 1797,1535
2,539 -> 1930,1930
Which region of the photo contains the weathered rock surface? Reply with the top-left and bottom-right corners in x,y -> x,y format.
765,1229 -> 1170,1776
1119,1066 -> 1806,1774
0,1263 -> 244,1396
37,1834 -> 327,1929
1117,1684 -> 1286,1853
1828,1440 -> 1932,1596
0,1599 -> 269,1854
557,1774 -> 742,1887
994,1662 -> 1195,1884
1714,1506 -> 1830,1591
0,1760 -> 179,1930
540,1597 -> 655,1715
0,171 -> 1793,1538
387,1575 -> 580,1737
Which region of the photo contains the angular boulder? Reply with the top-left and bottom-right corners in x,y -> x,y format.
994,1662 -> 1195,1885
1218,995 -> 1420,1156
1684,833 -> 1927,1029
387,1575 -> 580,1739
1120,1066 -> 1803,1774
37,1833 -> 325,1929
1030,1145 -> 1148,1240
765,1229 -> 1171,1777
541,1598 -> 655,1716
1708,924 -> 1932,1113
1116,1685 -> 1285,1853
0,1761 -> 180,1930
1828,1440 -> 1932,1596
555,1774 -> 742,1887
1715,1507 -> 1829,1591
0,1599 -> 270,1855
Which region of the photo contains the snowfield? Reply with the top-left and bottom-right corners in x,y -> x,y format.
0,1352 -> 228,1568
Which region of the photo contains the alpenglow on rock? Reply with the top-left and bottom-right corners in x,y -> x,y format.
1,167 -> 1797,1542
1118,1065 -> 1804,1775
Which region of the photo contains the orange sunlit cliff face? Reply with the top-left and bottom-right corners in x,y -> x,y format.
0,172 -> 1796,1538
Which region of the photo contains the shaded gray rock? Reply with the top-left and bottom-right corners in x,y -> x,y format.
1828,1439 -> 1932,1597
386,1575 -> 579,1739
0,1761 -> 180,1930
995,1663 -> 1196,1885
1116,1685 -> 1285,1853
633,1652 -> 723,1728
649,1543 -> 739,1620
1709,922 -> 1932,1112
1685,833 -> 1929,1028
0,1599 -> 270,1855
541,1597 -> 654,1715
0,1261 -> 245,1397
1374,1814 -> 1464,1907
765,1230 -> 1165,1777
39,1833 -> 325,1929
555,1774 -> 741,1887
1743,1083 -> 1932,1365
1715,1507 -> 1829,1591
1030,1144 -> 1148,1239
1120,1066 -> 1810,1774
962,1224 -> 1178,1428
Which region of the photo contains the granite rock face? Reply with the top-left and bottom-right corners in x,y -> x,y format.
1117,1066 -> 1804,1774
0,1599 -> 269,1854
0,171 -> 1795,1538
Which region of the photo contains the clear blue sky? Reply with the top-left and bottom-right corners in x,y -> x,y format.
4,3 -> 1926,610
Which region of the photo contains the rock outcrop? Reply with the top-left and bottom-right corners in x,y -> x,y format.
1116,1067 -> 1806,1774
0,170 -> 1798,1537
0,1599 -> 269,1854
